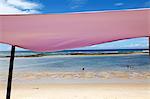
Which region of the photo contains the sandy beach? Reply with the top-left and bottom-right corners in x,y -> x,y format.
0,83 -> 149,99
0,71 -> 150,99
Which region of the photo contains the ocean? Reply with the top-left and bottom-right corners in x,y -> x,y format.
0,49 -> 149,73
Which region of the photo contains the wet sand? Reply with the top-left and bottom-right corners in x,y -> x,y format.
1,71 -> 150,82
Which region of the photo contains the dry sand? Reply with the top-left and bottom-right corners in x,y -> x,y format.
0,83 -> 149,99
0,71 -> 150,99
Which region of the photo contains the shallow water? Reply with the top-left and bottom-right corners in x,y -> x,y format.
0,54 -> 150,73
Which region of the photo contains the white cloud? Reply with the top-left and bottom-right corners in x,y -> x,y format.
7,0 -> 39,9
114,3 -> 124,6
0,0 -> 41,14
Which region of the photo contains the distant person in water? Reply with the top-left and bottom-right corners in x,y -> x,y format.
126,65 -> 130,68
126,65 -> 134,69
82,68 -> 85,71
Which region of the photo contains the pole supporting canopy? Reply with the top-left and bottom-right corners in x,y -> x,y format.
149,37 -> 150,56
6,46 -> 15,99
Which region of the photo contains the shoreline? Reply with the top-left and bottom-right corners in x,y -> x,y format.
0,71 -> 150,84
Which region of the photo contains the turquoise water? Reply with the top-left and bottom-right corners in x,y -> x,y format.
0,54 -> 150,73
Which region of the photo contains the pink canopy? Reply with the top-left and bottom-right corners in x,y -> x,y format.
0,9 -> 150,52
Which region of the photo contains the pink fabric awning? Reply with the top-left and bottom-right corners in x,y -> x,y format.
0,9 -> 150,52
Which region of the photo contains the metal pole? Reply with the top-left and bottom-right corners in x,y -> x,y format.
149,37 -> 150,56
6,46 -> 15,99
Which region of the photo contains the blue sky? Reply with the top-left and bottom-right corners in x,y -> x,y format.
32,0 -> 150,13
0,0 -> 149,51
